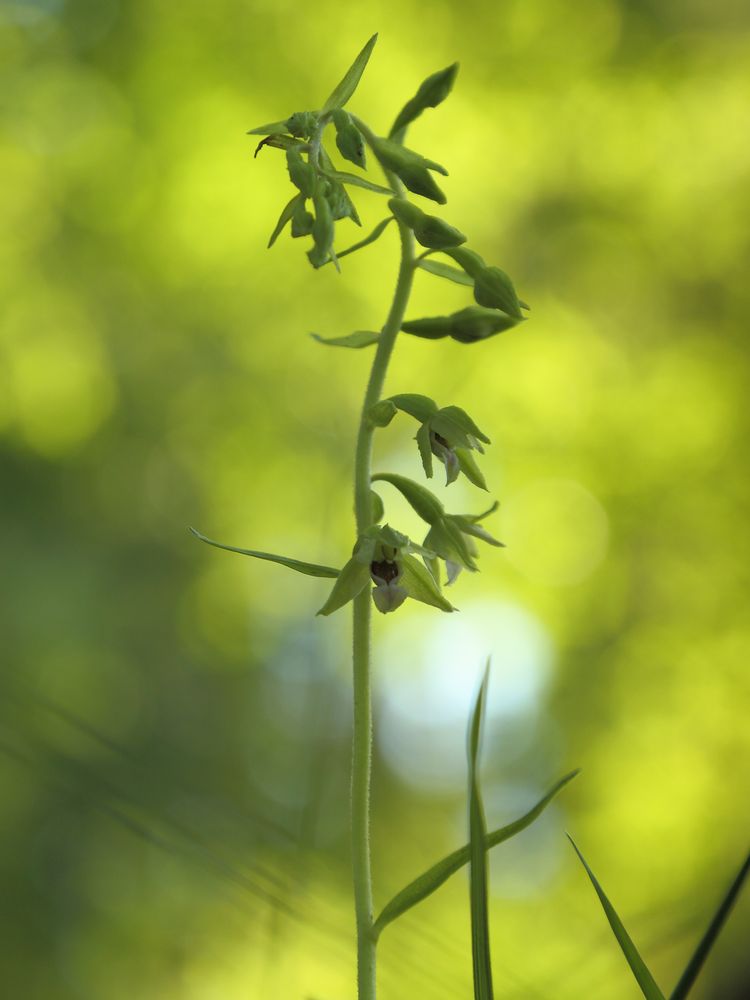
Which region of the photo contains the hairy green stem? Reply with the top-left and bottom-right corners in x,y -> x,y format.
350,158 -> 416,998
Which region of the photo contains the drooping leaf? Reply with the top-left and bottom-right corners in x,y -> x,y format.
568,837 -> 666,1000
267,193 -> 304,248
320,167 -> 393,195
371,472 -> 445,525
311,330 -> 380,349
373,770 -> 579,936
316,555 -> 371,616
417,258 -> 474,286
322,34 -> 378,113
389,393 -> 439,422
189,528 -> 339,578
390,63 -> 459,139
468,661 -> 494,1000
669,849 -> 750,1000
399,553 -> 454,611
331,216 -> 394,263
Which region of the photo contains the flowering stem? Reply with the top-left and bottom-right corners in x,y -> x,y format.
350,150 -> 416,998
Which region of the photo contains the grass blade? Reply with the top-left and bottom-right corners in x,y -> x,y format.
568,836 -> 665,1000
669,849 -> 750,1000
322,34 -> 378,113
417,257 -> 474,286
189,527 -> 339,578
468,661 -> 493,1000
373,770 -> 579,936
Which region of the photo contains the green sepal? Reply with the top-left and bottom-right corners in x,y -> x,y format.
307,188 -> 335,269
400,553 -> 454,611
456,448 -> 488,490
322,33 -> 378,113
332,109 -> 367,169
417,258 -> 474,286
189,528 -> 339,578
311,330 -> 380,349
416,421 -> 434,479
435,405 -> 490,446
401,315 -> 452,340
450,306 -> 522,344
371,472 -> 445,524
568,837 -> 666,1000
473,266 -> 523,319
316,555 -> 371,616
424,519 -> 478,571
332,216 -> 393,263
452,503 -> 503,547
372,770 -> 579,937
389,393 -> 439,422
267,193 -> 303,249
321,168 -> 392,196
389,63 -> 459,139
368,399 -> 398,427
371,491 -> 385,523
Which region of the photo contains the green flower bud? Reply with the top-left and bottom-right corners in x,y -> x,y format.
307,189 -> 334,269
290,198 -> 314,238
400,315 -> 452,339
449,306 -> 521,343
372,138 -> 448,204
284,111 -> 319,139
332,109 -> 366,169
473,266 -> 522,318
388,197 -> 465,249
286,147 -> 315,197
390,63 -> 459,138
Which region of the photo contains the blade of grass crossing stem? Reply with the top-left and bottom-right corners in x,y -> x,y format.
468,661 -> 494,1000
568,836 -> 665,1000
669,849 -> 750,1000
373,770 -> 579,936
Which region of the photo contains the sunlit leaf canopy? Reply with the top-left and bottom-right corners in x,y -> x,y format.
1,1 -> 749,998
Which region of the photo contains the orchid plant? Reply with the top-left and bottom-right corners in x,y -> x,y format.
190,35 -> 748,1000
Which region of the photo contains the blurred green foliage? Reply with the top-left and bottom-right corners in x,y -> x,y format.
1,0 -> 749,997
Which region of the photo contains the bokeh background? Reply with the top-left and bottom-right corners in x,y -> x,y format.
1,0 -> 749,997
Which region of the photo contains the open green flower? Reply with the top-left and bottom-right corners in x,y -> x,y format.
424,502 -> 503,584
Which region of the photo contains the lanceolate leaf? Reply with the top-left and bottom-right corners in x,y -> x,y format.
669,849 -> 750,1000
189,528 -> 339,578
568,837 -> 666,1000
373,770 -> 579,936
417,258 -> 474,286
311,330 -> 380,349
319,168 -> 393,195
468,662 -> 494,1000
268,193 -> 304,248
332,216 -> 394,262
322,34 -> 378,113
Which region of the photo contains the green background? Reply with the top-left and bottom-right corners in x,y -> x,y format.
1,0 -> 749,997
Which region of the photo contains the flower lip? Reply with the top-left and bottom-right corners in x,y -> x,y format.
370,558 -> 401,584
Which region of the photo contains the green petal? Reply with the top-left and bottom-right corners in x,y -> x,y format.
400,553 -> 454,611
456,448 -> 488,490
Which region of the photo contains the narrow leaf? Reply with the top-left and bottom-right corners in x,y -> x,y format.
417,258 -> 474,286
316,556 -> 371,616
319,167 -> 393,195
322,34 -> 378,113
247,120 -> 291,136
371,472 -> 445,525
669,849 -> 750,1000
268,193 -> 304,248
311,330 -> 380,349
400,553 -> 453,611
373,771 -> 579,936
328,216 -> 393,263
189,528 -> 339,578
568,837 -> 666,1000
468,662 -> 494,1000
